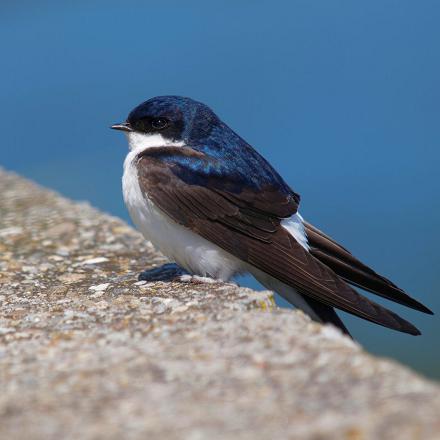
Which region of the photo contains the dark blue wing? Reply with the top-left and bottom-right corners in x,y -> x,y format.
143,145 -> 300,219
135,147 -> 422,336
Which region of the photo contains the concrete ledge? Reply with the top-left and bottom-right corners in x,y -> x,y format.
1,169 -> 439,439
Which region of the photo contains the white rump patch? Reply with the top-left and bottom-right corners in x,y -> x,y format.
281,213 -> 309,251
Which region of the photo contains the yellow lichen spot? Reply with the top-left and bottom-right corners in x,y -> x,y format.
258,294 -> 276,311
345,427 -> 364,440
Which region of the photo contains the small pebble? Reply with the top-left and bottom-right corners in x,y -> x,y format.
81,257 -> 109,265
88,283 -> 110,292
0,226 -> 23,237
0,327 -> 15,335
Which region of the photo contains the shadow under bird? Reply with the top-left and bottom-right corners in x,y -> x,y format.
111,95 -> 433,337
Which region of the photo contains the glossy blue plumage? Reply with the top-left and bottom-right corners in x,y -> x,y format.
128,96 -> 299,201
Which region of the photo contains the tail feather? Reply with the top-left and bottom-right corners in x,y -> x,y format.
252,268 -> 352,337
301,296 -> 353,338
304,222 -> 433,315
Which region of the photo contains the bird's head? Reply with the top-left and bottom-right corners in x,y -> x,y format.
111,96 -> 222,151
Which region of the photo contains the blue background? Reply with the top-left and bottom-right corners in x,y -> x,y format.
1,1 -> 439,379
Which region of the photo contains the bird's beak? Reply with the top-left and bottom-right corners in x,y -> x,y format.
110,122 -> 133,132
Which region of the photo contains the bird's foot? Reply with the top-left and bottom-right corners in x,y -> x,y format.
138,264 -> 219,284
138,263 -> 189,282
178,274 -> 219,284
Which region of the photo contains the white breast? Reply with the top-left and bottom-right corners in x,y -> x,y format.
122,133 -> 244,281
121,132 -> 310,285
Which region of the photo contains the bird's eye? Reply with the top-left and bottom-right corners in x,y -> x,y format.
151,118 -> 169,130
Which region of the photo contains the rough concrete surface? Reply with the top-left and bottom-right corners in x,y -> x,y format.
0,168 -> 439,440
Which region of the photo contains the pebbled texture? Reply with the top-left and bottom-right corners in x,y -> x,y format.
1,168 -> 439,440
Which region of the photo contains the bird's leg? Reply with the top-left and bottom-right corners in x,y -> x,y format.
138,263 -> 189,282
178,274 -> 219,284
138,263 -> 220,284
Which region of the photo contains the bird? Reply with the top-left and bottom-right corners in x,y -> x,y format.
111,95 -> 432,337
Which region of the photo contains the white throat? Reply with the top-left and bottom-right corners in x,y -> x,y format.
126,132 -> 184,153
121,130 -> 244,281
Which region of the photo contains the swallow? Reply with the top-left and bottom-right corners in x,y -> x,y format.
112,95 -> 433,337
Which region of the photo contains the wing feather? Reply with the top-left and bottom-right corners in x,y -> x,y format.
136,149 -> 425,335
304,222 -> 433,314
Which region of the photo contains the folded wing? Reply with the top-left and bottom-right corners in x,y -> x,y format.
304,222 -> 433,314
136,147 -> 429,335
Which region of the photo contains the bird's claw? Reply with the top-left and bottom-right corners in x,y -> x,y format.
178,274 -> 218,284
138,263 -> 189,282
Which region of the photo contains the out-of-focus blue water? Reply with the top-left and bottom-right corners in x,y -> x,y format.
1,1 -> 439,379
